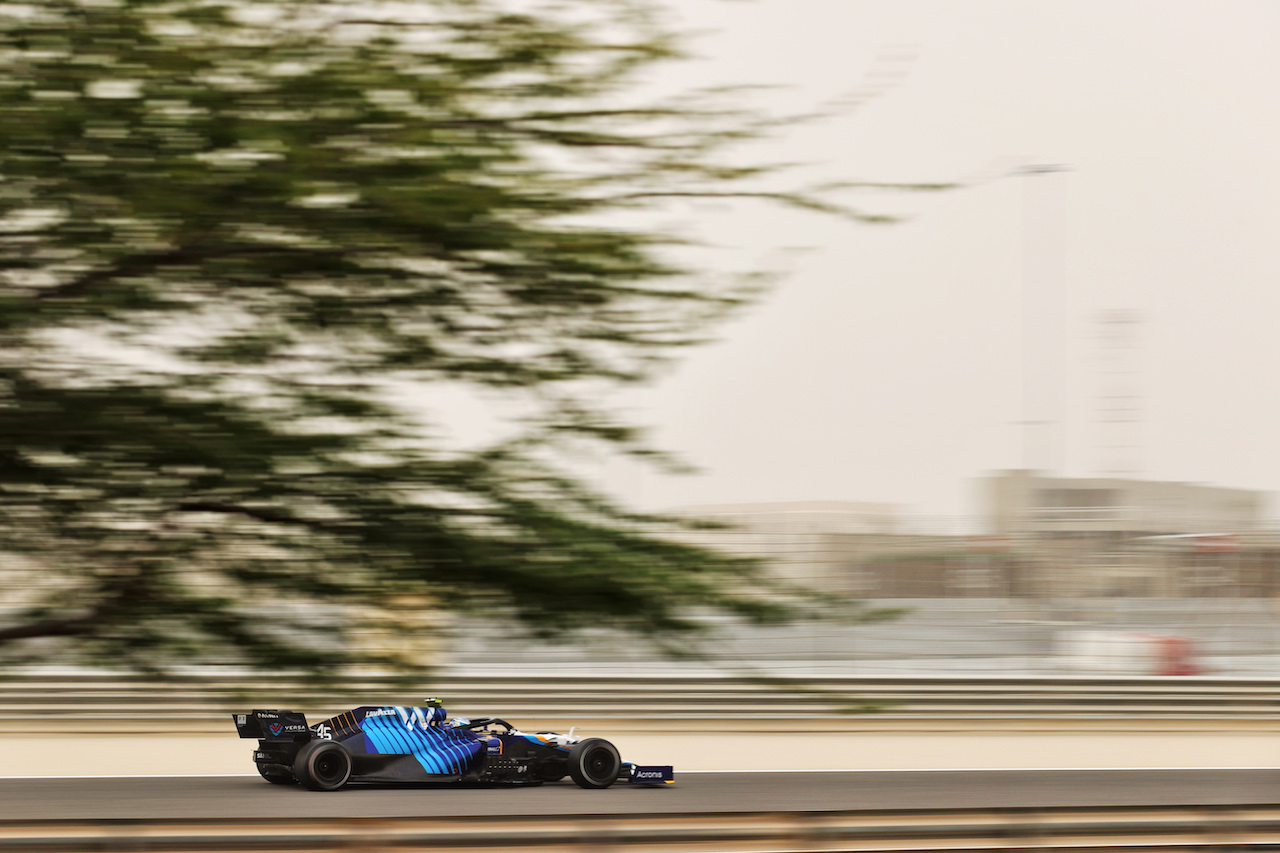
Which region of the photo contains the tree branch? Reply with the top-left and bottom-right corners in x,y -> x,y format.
0,614 -> 99,643
36,245 -> 352,302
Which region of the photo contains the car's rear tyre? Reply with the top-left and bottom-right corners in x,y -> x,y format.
568,738 -> 620,789
293,740 -> 352,791
257,764 -> 295,785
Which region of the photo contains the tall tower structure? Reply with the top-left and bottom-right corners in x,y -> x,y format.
1096,310 -> 1142,477
1017,165 -> 1069,474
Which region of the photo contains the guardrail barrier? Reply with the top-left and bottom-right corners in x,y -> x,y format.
1,673 -> 1280,730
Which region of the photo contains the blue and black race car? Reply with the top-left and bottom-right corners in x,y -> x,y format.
233,699 -> 673,791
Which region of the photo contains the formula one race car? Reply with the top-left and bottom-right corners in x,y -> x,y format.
233,699 -> 674,791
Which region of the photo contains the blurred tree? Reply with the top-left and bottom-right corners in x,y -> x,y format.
0,0 -> 909,673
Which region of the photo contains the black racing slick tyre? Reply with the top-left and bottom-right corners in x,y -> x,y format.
568,738 -> 621,789
293,740 -> 352,792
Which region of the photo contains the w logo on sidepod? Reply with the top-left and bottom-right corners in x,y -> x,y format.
269,722 -> 283,736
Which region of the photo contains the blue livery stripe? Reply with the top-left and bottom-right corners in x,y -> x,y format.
521,734 -> 569,752
435,727 -> 477,771
360,719 -> 403,761
367,717 -> 444,774
359,713 -> 482,776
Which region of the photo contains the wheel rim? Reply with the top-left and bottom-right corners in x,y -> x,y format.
314,750 -> 347,784
584,746 -> 614,781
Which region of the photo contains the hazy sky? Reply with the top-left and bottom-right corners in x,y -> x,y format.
583,0 -> 1280,524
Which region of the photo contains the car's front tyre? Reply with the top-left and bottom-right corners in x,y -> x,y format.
568,738 -> 621,789
293,740 -> 352,791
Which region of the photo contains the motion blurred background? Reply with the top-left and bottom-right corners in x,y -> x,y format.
1,0 -> 1278,712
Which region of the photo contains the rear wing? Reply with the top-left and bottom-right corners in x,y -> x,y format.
233,709 -> 310,740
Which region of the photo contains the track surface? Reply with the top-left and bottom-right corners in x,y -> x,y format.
2,770 -> 1278,821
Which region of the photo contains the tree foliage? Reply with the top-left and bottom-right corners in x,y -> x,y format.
0,0 -> 894,673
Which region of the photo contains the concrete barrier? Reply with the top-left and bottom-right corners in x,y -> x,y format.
7,728 -> 1280,777
6,804 -> 1280,851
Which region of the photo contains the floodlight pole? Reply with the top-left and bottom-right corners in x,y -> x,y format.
1012,164 -> 1070,477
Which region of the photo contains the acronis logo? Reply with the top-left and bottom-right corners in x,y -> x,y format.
631,766 -> 672,784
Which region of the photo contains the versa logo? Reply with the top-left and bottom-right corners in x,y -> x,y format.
269,722 -> 283,736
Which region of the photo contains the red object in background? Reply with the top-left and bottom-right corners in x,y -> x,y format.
1193,534 -> 1239,553
1148,634 -> 1202,676
966,535 -> 1012,551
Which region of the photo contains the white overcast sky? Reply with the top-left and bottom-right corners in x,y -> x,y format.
584,0 -> 1280,523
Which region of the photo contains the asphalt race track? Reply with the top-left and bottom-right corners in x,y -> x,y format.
2,769 -> 1279,821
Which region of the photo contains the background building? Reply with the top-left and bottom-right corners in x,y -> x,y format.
661,479 -> 1278,600
983,470 -> 1263,536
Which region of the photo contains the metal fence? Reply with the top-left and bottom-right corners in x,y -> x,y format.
449,599 -> 1280,677
4,673 -> 1280,730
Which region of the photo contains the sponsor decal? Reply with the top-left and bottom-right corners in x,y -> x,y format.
314,722 -> 332,740
256,712 -> 279,719
269,722 -> 283,736
364,706 -> 438,730
236,715 -> 247,726
397,706 -> 432,731
631,765 -> 673,784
